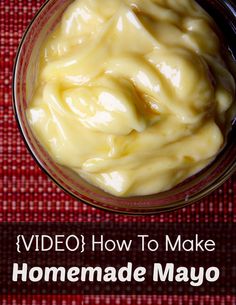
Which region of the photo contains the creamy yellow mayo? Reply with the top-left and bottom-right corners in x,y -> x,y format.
27,0 -> 235,197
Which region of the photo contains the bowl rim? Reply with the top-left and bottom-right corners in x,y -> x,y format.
12,0 -> 236,215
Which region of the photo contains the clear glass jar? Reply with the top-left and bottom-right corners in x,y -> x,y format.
13,0 -> 236,214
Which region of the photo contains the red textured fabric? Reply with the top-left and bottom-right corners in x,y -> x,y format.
0,0 -> 235,303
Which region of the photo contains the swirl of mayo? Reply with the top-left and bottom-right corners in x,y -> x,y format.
27,0 -> 235,196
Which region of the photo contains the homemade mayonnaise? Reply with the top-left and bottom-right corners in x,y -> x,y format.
27,0 -> 235,197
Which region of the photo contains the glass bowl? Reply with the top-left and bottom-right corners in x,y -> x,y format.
13,0 -> 236,215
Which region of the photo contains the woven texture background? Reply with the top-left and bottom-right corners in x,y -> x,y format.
0,0 -> 235,303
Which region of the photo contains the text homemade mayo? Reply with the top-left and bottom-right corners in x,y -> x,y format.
27,0 -> 235,197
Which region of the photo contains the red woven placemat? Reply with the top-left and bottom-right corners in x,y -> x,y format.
0,0 -> 235,303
